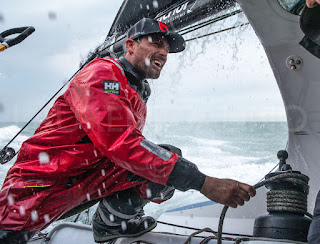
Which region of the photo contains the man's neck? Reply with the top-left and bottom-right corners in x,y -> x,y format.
119,57 -> 146,82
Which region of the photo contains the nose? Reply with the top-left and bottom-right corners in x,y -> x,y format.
159,47 -> 168,60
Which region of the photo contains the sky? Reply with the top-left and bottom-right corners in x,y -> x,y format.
0,0 -> 287,122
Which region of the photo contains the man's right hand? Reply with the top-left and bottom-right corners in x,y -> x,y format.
200,176 -> 256,208
306,0 -> 320,7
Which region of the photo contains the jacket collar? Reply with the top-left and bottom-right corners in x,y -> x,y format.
118,57 -> 151,103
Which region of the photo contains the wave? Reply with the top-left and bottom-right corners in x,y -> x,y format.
0,125 -> 29,150
184,135 -> 228,147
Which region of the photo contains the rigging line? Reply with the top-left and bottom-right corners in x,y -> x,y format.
179,9 -> 243,36
257,141 -> 289,183
157,220 -> 252,237
185,22 -> 249,42
217,173 -> 313,244
178,9 -> 242,34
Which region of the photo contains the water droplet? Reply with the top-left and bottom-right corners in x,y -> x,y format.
148,36 -> 153,43
101,169 -> 105,176
98,189 -> 102,196
146,189 -> 152,198
145,58 -> 151,67
86,90 -> 90,96
140,4 -> 143,8
79,124 -> 82,129
109,214 -> 115,222
44,214 -> 50,223
19,206 -> 26,216
87,122 -> 91,129
94,150 -> 98,157
0,13 -> 4,23
144,220 -> 148,229
146,4 -> 150,10
0,103 -> 4,113
102,182 -> 106,189
128,198 -> 132,205
153,0 -> 159,8
48,11 -> 57,21
121,221 -> 127,231
38,152 -> 50,164
7,194 -> 14,205
86,193 -> 91,201
31,210 -> 39,221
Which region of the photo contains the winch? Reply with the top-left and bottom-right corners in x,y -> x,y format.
253,150 -> 312,242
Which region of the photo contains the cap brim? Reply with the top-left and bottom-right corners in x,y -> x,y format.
131,31 -> 186,53
300,5 -> 320,45
165,32 -> 186,53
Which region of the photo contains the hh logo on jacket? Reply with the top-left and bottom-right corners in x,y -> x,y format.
103,80 -> 120,95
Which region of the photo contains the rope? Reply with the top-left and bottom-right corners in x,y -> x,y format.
184,228 -> 217,244
185,23 -> 249,43
216,172 -> 312,244
182,172 -> 312,243
179,9 -> 243,36
157,220 -> 252,237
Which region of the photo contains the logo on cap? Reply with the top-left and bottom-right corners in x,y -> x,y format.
159,22 -> 169,32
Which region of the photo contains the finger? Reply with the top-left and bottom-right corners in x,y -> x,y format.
228,201 -> 237,208
233,196 -> 245,206
238,182 -> 256,197
237,189 -> 251,202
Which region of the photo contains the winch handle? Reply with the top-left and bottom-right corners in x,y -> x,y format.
0,26 -> 35,52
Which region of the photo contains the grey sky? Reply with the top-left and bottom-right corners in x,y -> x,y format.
0,1 -> 286,122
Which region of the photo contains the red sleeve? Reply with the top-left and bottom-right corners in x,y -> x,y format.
64,58 -> 179,185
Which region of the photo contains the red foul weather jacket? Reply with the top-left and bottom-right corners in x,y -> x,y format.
0,57 -> 205,232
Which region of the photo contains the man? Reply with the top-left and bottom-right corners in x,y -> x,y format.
305,1 -> 320,242
0,18 -> 255,244
302,1 -> 320,243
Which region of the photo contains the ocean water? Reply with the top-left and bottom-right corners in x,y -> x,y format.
0,121 -> 288,226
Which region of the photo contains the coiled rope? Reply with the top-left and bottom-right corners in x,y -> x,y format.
184,172 -> 312,244
216,172 -> 312,244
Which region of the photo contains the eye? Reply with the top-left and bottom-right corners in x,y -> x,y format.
152,42 -> 161,47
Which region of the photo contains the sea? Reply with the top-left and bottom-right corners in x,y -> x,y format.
0,121 -> 288,229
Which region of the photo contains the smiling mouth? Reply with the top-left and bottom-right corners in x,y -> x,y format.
153,60 -> 162,69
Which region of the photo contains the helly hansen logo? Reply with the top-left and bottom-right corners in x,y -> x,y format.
103,80 -> 120,95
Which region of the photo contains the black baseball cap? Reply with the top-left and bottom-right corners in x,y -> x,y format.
127,18 -> 185,53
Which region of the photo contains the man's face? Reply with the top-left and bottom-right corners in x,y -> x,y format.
127,34 -> 169,79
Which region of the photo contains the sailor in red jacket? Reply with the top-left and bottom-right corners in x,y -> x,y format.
0,18 -> 255,243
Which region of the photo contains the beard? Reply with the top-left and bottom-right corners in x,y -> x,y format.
133,55 -> 164,79
145,66 -> 161,79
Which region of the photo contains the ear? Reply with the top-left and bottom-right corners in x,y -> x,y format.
125,39 -> 135,55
